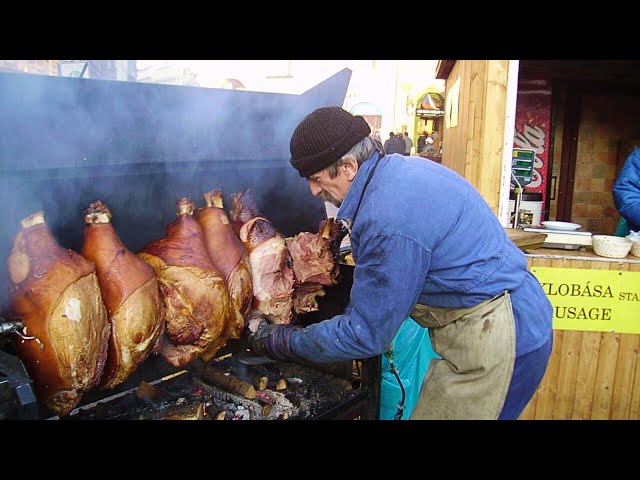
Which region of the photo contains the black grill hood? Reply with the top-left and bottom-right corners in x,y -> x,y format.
0,68 -> 352,308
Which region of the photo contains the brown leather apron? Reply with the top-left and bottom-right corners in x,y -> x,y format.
409,291 -> 516,419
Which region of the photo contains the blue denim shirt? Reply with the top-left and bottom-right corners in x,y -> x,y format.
290,152 -> 553,362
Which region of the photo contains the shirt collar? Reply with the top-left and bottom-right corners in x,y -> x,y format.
336,149 -> 382,224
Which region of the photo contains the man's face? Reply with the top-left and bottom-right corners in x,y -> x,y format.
306,162 -> 356,208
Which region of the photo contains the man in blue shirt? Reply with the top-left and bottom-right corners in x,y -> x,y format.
248,106 -> 553,419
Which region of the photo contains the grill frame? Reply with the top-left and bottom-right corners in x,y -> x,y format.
0,70 -> 381,420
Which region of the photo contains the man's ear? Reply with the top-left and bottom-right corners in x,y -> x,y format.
342,158 -> 359,181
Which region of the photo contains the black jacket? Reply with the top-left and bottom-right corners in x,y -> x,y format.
383,136 -> 405,155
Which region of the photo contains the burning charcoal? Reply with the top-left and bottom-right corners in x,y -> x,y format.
256,390 -> 278,405
136,381 -> 165,403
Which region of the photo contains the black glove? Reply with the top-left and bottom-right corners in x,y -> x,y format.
246,311 -> 299,361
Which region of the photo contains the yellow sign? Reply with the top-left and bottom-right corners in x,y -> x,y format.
530,267 -> 640,334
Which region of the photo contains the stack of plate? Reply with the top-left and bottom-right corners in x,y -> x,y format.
540,221 -> 582,232
523,221 -> 592,250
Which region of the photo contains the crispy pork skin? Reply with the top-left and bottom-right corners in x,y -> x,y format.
81,201 -> 165,389
7,211 -> 110,416
230,190 -> 294,325
195,189 -> 252,345
138,198 -> 232,367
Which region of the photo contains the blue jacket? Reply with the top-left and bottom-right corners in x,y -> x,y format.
613,147 -> 640,232
290,152 -> 553,362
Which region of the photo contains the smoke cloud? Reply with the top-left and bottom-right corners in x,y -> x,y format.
0,68 -> 352,308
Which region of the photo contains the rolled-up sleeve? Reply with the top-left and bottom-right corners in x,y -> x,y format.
290,231 -> 431,362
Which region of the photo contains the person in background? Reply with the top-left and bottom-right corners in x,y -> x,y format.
417,131 -> 427,154
403,132 -> 413,156
423,135 -> 435,154
613,146 -> 640,235
383,131 -> 405,155
247,106 -> 554,420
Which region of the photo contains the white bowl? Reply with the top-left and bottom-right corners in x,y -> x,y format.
592,235 -> 633,258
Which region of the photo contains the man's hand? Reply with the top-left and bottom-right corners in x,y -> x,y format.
246,310 -> 299,361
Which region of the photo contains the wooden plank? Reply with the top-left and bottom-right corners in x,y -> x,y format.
591,332 -> 621,419
561,259 -> 601,419
478,60 -> 510,214
529,257 -> 553,269
550,257 -> 568,269
466,60 -> 486,189
569,259 -> 592,269
629,347 -> 640,420
532,329 -> 564,419
551,258 -> 591,420
442,60 -> 470,178
610,334 -> 639,419
627,262 -> 640,419
526,247 -> 640,263
571,331 -> 603,419
584,259 -> 618,419
552,329 -> 582,419
521,255 -> 556,419
505,228 -> 547,250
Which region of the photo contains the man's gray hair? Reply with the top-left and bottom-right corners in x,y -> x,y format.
325,135 -> 378,179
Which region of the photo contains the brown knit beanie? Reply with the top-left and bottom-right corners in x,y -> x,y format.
289,106 -> 371,177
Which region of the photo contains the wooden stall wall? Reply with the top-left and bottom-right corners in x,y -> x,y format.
519,256 -> 640,420
441,60 -> 471,178
441,60 -> 510,215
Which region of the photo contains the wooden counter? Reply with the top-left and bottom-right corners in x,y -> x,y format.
505,228 -> 546,250
519,247 -> 640,420
524,246 -> 640,264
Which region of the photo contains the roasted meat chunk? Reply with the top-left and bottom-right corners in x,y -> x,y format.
81,201 -> 165,389
138,198 -> 232,367
286,218 -> 347,314
7,211 -> 110,416
230,190 -> 294,325
195,189 -> 252,345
